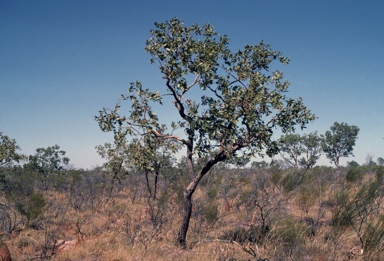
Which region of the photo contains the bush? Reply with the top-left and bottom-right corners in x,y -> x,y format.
220,225 -> 267,244
345,167 -> 363,183
281,170 -> 304,193
202,202 -> 218,225
297,185 -> 318,214
16,193 -> 46,226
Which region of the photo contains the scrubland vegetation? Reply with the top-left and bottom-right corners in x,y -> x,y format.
2,159 -> 384,260
2,18 -> 381,260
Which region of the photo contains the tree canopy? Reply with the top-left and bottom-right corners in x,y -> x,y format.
0,132 -> 23,167
25,145 -> 70,173
96,18 -> 315,247
278,132 -> 322,169
322,122 -> 360,167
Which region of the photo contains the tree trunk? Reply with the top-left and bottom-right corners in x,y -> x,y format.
153,172 -> 158,200
145,171 -> 152,198
176,147 -> 227,247
177,173 -> 204,248
177,175 -> 203,247
177,190 -> 193,247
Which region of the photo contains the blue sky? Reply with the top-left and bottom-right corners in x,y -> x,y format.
1,0 -> 383,169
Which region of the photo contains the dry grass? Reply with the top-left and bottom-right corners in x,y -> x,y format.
1,166 -> 384,260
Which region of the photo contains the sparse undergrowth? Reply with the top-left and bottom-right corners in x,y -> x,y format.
1,165 -> 384,260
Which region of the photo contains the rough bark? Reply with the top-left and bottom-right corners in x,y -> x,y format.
177,151 -> 227,247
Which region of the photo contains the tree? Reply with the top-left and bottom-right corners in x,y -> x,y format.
322,122 -> 360,167
24,145 -> 70,190
377,157 -> 384,166
96,139 -> 130,196
298,132 -> 322,170
347,160 -> 360,168
0,132 -> 23,167
277,131 -> 322,169
251,160 -> 269,169
97,131 -> 180,199
277,133 -> 302,168
96,18 -> 315,247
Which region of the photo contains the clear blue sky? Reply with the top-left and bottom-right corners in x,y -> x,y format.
1,0 -> 383,169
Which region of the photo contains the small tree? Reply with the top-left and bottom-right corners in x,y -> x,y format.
24,145 -> 70,190
378,157 -> 384,166
347,160 -> 360,168
98,130 -> 180,201
130,136 -> 179,200
0,132 -> 23,167
96,18 -> 315,247
322,122 -> 360,167
277,131 -> 321,169
96,139 -> 130,196
298,132 -> 322,170
277,133 -> 302,168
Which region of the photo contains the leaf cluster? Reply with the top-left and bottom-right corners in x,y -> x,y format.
322,122 -> 360,167
278,132 -> 322,169
0,132 -> 24,167
96,17 -> 315,168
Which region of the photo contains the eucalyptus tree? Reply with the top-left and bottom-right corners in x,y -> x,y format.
378,157 -> 384,166
96,138 -> 130,196
96,18 -> 315,247
0,132 -> 23,167
97,131 -> 180,199
298,132 -> 322,169
278,132 -> 322,169
322,122 -> 360,167
277,133 -> 303,168
24,145 -> 70,190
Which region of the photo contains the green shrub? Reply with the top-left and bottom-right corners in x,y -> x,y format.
297,185 -> 318,214
334,189 -> 349,207
16,192 -> 46,226
273,215 -> 309,249
202,202 -> 218,225
345,167 -> 363,183
376,166 -> 384,183
270,167 -> 283,186
282,171 -> 304,193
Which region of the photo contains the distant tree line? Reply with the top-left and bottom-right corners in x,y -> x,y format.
277,121 -> 360,169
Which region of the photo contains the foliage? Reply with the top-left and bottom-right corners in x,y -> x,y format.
345,167 -> 364,183
96,17 -> 315,246
322,122 -> 360,167
97,131 -> 179,201
25,145 -> 69,172
16,192 -> 46,226
277,133 -> 302,167
0,132 -> 24,167
24,145 -> 70,190
96,139 -> 132,197
377,157 -> 384,166
298,132 -> 322,169
332,181 -> 382,255
347,160 -> 360,167
278,132 -> 322,169
2,160 -> 384,259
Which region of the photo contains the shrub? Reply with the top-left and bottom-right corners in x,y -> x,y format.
202,202 -> 218,225
297,185 -> 318,214
345,167 -> 363,183
16,193 -> 46,226
281,170 -> 304,193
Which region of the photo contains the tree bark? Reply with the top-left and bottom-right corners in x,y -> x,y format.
177,190 -> 193,247
154,172 -> 158,200
177,151 -> 227,247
